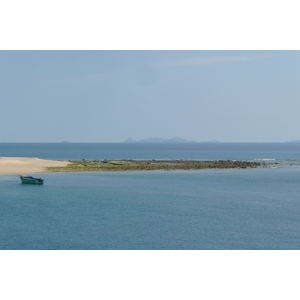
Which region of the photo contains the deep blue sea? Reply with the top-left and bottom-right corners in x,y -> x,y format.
1,143 -> 300,250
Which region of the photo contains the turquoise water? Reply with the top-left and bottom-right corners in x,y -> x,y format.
1,143 -> 300,249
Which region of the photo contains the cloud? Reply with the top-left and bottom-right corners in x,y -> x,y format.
152,54 -> 275,68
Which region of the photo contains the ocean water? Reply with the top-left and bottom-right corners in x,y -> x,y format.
1,142 -> 300,160
1,143 -> 300,250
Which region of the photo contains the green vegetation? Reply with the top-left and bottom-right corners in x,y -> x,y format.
46,159 -> 263,172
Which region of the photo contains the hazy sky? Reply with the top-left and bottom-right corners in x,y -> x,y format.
1,50 -> 299,142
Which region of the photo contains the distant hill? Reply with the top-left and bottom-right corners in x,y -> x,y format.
285,140 -> 300,143
124,137 -> 197,143
124,138 -> 137,143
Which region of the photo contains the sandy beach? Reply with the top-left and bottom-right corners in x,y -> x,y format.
0,157 -> 70,175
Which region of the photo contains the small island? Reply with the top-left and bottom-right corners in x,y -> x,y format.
46,159 -> 264,172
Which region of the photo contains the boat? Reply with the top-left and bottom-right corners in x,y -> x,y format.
19,175 -> 44,184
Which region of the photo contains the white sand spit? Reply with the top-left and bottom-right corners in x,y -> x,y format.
0,157 -> 70,175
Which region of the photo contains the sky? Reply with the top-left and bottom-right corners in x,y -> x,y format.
1,50 -> 300,143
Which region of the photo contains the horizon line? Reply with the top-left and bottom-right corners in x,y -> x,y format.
0,141 -> 299,144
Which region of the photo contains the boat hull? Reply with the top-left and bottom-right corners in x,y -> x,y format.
19,175 -> 44,184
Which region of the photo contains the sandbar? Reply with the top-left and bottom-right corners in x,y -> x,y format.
0,157 -> 70,175
0,157 -> 265,174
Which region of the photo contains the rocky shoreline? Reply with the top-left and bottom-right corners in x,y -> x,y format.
46,159 -> 265,172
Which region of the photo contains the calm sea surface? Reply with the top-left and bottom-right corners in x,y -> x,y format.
1,142 -> 300,160
1,143 -> 300,250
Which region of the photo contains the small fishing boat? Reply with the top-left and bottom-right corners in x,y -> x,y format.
19,175 -> 44,184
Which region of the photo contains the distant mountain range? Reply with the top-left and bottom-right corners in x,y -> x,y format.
124,137 -> 220,143
285,140 -> 300,143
